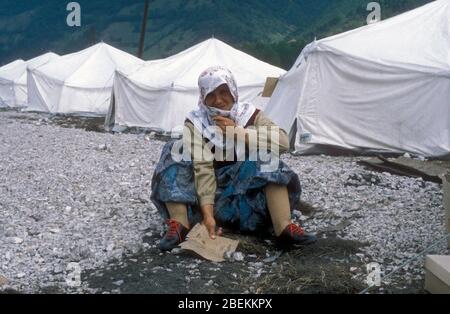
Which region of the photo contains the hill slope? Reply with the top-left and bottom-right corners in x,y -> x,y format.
0,0 -> 433,69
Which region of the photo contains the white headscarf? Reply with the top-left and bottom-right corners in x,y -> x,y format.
187,66 -> 257,148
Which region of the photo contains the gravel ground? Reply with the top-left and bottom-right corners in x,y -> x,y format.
0,110 -> 448,294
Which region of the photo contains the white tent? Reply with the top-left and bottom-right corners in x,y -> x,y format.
106,38 -> 286,132
266,0 -> 450,158
0,53 -> 58,108
27,43 -> 144,116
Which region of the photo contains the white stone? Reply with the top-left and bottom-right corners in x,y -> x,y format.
16,273 -> 26,279
9,237 -> 23,244
232,252 -> 244,262
113,280 -> 124,286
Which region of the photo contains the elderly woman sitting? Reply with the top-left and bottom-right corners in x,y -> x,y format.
151,66 -> 316,251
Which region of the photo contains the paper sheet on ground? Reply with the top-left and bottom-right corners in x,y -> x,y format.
180,223 -> 239,262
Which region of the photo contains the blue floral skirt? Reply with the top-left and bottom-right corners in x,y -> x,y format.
150,140 -> 302,234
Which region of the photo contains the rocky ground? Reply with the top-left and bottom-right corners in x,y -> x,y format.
0,109 -> 448,294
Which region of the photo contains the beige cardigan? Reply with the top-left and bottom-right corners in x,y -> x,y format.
184,111 -> 289,206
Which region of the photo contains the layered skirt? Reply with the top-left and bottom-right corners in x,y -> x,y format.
151,140 -> 302,234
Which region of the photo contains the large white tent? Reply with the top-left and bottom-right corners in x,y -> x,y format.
27,43 -> 144,116
266,0 -> 450,158
0,52 -> 58,108
105,38 -> 286,132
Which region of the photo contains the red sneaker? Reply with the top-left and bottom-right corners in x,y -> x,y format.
158,219 -> 189,252
276,223 -> 317,249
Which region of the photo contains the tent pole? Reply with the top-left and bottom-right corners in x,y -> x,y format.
137,0 -> 149,59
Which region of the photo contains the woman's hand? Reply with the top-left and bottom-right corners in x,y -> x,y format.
213,116 -> 236,134
201,204 -> 223,239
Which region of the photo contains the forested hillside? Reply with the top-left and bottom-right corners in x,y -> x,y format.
0,0 -> 433,69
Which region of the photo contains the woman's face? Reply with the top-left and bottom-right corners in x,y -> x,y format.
205,84 -> 234,111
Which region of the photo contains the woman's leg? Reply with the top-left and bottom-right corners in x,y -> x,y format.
265,183 -> 292,236
166,202 -> 190,229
